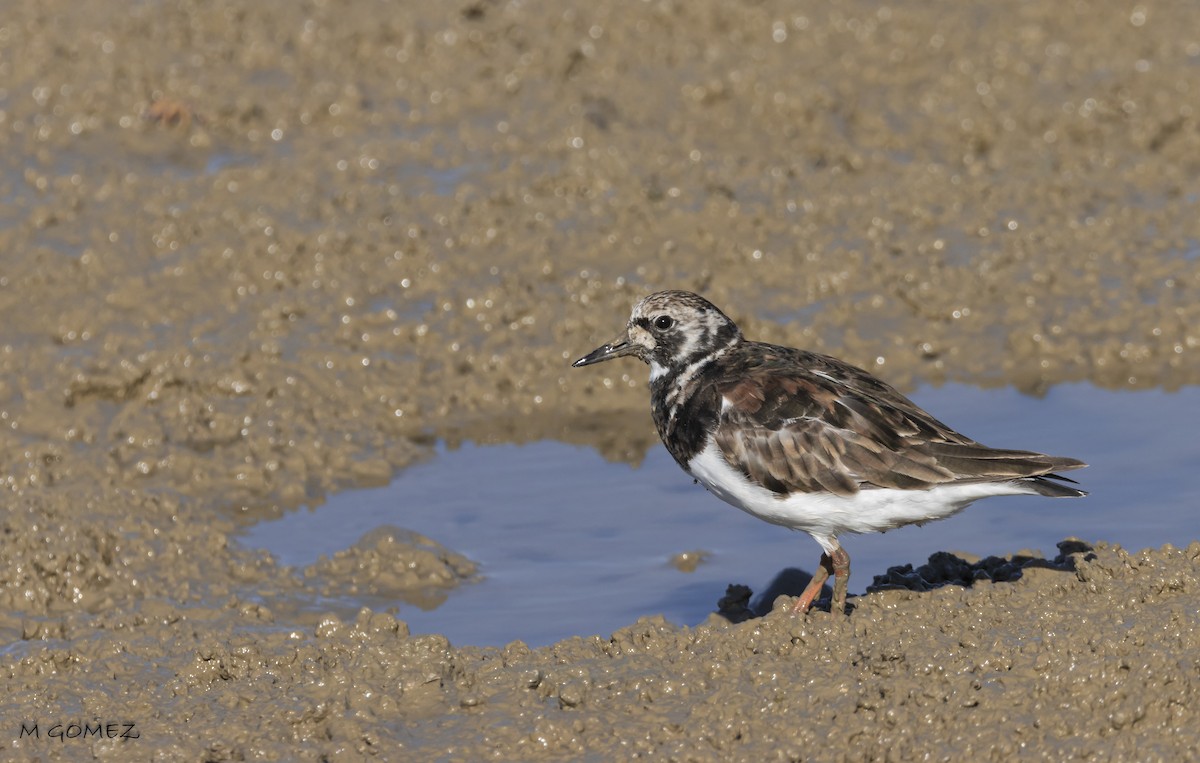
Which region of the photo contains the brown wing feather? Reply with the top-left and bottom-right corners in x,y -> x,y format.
712,342 -> 1085,496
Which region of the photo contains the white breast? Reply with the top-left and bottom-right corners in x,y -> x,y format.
686,440 -> 1037,555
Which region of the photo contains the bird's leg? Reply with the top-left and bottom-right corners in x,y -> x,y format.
790,553 -> 834,614
790,547 -> 852,615
829,546 -> 851,615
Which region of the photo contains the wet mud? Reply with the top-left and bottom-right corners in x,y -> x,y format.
1,0 -> 1198,759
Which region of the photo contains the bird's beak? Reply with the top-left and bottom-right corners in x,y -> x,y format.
572,331 -> 639,367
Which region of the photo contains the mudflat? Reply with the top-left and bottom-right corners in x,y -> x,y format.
1,1 -> 1198,759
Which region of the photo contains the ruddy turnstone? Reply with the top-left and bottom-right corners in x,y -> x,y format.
573,290 -> 1086,615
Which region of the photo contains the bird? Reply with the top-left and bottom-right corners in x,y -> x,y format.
572,290 -> 1086,615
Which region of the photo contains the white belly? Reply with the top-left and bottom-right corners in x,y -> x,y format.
686,441 -> 1035,554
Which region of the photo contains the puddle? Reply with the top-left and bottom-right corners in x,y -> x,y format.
241,383 -> 1200,647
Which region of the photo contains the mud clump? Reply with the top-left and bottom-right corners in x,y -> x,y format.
304,526 -> 478,607
868,538 -> 1098,593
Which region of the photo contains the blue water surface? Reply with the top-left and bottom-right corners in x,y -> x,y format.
241,383 -> 1199,647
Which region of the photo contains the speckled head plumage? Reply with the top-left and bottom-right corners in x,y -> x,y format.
571,290 -> 742,374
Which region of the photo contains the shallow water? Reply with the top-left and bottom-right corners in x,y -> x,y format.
241,383 -> 1199,647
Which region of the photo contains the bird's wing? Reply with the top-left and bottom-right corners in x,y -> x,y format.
712,345 -> 1084,496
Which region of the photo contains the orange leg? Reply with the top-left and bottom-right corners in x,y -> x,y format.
829,546 -> 851,615
791,553 -> 832,614
790,546 -> 851,615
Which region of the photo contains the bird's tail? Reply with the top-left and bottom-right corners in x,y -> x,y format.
1025,472 -> 1087,498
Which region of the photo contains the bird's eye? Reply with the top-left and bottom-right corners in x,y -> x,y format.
653,315 -> 674,330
